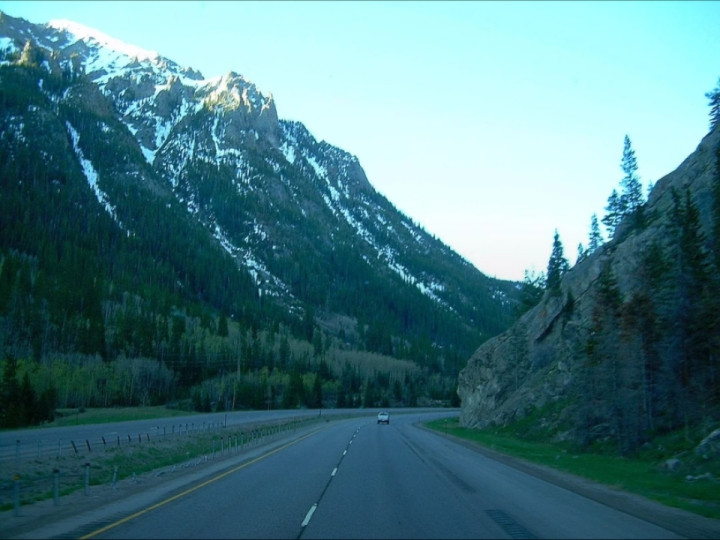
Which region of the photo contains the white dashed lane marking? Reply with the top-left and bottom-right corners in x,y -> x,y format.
299,427 -> 361,534
301,504 -> 317,527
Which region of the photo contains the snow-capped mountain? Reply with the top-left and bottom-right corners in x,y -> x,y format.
0,10 -> 522,364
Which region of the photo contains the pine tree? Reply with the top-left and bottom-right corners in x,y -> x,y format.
217,313 -> 229,337
602,189 -> 625,238
705,77 -> 720,131
712,142 -> 720,272
518,269 -> 545,314
603,136 -> 646,238
588,213 -> 603,254
312,373 -> 323,408
19,372 -> 38,425
578,261 -> 623,449
1,355 -> 21,428
546,230 -> 569,295
669,187 -> 712,409
620,135 -> 645,227
576,243 -> 587,264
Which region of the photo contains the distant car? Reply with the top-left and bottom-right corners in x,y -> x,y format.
377,411 -> 390,424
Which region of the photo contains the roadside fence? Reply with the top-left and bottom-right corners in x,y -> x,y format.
1,415 -> 322,514
1,419 -> 230,463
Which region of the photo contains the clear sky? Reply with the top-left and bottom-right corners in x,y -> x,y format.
3,1 -> 719,282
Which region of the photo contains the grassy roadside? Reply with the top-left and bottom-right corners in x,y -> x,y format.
1,414 -> 325,511
424,416 -> 720,520
48,406 -> 197,427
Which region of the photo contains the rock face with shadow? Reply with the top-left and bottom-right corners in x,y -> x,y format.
459,125 -> 720,453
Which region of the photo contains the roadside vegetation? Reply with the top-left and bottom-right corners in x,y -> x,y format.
425,416 -> 720,520
0,412 -> 331,512
48,406 -> 196,427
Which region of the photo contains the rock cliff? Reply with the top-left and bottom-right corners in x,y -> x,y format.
458,125 -> 720,449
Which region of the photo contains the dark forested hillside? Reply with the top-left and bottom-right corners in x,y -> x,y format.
0,12 -> 522,427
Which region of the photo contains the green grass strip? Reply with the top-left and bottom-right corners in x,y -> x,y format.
425,417 -> 720,520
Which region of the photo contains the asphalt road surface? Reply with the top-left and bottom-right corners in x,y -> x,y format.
0,408 -> 361,461
73,411 -> 688,539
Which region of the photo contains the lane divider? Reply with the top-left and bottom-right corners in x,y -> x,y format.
79,428 -> 325,539
298,426 -> 361,535
301,504 -> 318,527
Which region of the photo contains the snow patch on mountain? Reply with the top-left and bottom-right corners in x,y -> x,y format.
66,120 -> 123,229
0,36 -> 13,57
306,155 -> 327,180
49,19 -> 159,64
281,142 -> 296,165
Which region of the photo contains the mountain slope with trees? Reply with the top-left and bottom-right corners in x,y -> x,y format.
459,110 -> 720,456
0,11 -> 523,426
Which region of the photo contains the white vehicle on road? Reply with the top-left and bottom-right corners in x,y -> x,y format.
377,411 -> 390,424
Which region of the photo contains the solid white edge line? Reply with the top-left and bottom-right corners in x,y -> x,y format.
301,503 -> 318,527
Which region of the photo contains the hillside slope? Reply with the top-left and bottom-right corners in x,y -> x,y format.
0,11 -> 522,416
459,125 -> 720,454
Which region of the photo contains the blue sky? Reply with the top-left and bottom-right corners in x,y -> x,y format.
3,1 -> 720,281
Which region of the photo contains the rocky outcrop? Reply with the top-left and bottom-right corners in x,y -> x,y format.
458,125 -> 720,443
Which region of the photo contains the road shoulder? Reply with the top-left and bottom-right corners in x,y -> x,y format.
420,423 -> 720,540
0,423 -> 326,539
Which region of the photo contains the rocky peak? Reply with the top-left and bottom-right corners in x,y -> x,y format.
197,72 -> 279,148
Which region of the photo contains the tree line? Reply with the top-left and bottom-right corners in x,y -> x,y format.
526,76 -> 720,305
524,77 -> 720,455
0,58 -> 472,428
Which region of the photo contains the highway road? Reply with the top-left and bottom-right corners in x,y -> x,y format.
0,408 -> 375,461
74,411 -> 686,539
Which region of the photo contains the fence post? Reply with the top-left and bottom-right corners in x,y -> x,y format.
112,466 -> 118,490
84,463 -> 90,495
53,468 -> 59,506
13,475 -> 20,516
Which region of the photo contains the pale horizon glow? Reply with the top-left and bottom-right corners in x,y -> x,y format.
3,1 -> 719,282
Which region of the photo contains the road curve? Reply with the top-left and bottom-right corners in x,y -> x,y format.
58,411 -> 694,539
0,408 -> 376,461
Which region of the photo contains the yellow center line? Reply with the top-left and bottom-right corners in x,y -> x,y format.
81,428 -> 323,539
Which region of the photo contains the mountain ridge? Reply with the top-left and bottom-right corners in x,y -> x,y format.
0,10 -> 521,415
